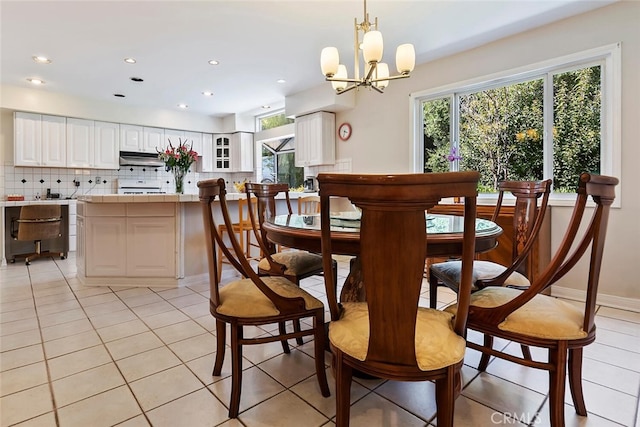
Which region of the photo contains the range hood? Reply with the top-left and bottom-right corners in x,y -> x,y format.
119,151 -> 165,168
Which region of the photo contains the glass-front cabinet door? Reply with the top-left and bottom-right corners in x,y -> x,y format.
214,134 -> 231,171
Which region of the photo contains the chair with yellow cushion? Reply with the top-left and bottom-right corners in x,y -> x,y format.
444,173 -> 618,427
429,179 -> 552,309
198,178 -> 329,418
318,171 -> 480,427
245,182 -> 337,346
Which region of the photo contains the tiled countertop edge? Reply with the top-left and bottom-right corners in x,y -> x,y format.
71,192 -> 315,203
1,199 -> 78,207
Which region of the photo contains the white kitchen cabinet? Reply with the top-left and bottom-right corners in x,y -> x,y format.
200,133 -> 214,172
93,121 -> 119,169
67,119 -> 118,169
14,112 -> 66,167
143,127 -> 165,153
294,111 -> 335,167
126,216 -> 176,277
66,118 -> 94,168
121,125 -> 163,153
76,214 -> 85,276
164,128 -> 184,146
120,124 -> 144,152
77,201 -> 177,280
184,131 -> 203,155
85,216 -> 127,277
212,132 -> 253,172
231,132 -> 254,172
41,115 -> 67,167
213,134 -> 232,171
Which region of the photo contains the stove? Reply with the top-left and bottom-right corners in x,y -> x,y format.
117,179 -> 166,195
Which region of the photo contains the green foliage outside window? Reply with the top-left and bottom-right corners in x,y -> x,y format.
259,113 -> 294,131
423,65 -> 601,193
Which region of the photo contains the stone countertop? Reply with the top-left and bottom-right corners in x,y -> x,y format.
75,192 -> 315,203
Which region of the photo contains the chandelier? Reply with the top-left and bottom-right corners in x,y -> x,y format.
320,0 -> 415,94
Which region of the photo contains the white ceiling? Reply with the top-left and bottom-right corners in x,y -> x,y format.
1,0 -> 614,118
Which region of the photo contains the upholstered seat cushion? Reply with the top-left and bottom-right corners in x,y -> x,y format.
217,275 -> 323,317
329,302 -> 466,371
445,287 -> 587,340
258,251 -> 323,277
431,260 -> 530,290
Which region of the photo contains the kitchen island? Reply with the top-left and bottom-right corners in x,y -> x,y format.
75,192 -> 310,287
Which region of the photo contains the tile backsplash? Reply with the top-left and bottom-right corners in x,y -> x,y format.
1,158 -> 352,201
2,163 -> 253,200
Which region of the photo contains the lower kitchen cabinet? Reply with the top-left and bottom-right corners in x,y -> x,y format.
126,216 -> 175,277
85,216 -> 127,277
77,201 -> 177,283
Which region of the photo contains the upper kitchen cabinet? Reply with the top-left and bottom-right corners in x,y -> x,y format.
213,134 -> 231,171
294,111 -> 335,167
231,132 -> 254,172
184,131 -> 203,155
119,124 -> 144,152
212,132 -> 254,172
14,112 -> 66,167
143,127 -> 165,153
199,133 -> 214,172
164,129 -> 184,147
121,125 -> 164,154
94,121 -> 120,169
67,119 -> 119,169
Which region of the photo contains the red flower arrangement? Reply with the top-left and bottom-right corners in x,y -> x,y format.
157,138 -> 198,172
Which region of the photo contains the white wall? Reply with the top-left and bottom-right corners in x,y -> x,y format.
330,1 -> 640,309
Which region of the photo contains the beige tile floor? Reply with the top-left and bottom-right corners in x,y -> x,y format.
1,254 -> 639,427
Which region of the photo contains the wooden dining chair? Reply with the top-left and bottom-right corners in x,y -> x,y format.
429,179 -> 552,308
216,196 -> 259,282
198,178 -> 330,418
318,171 -> 480,427
298,195 -> 321,214
444,173 -> 618,427
245,182 -> 337,346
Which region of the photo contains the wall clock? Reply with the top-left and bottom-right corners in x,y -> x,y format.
338,122 -> 352,141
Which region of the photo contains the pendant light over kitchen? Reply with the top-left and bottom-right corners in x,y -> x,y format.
320,0 -> 415,94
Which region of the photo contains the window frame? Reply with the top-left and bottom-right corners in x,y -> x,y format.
254,109 -> 301,186
410,43 -> 621,207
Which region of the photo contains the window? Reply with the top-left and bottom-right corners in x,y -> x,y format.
255,111 -> 303,189
257,112 -> 294,131
412,44 -> 620,201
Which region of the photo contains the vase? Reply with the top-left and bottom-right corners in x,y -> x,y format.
173,168 -> 186,194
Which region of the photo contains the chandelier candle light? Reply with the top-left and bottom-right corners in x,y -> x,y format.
320,0 -> 415,94
158,139 -> 198,194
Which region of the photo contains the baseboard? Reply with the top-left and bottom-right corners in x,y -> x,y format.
76,272 -> 210,288
551,286 -> 640,313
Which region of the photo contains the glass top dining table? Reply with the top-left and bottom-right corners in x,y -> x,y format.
262,212 -> 503,258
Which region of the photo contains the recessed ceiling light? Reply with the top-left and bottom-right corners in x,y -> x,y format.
124,58 -> 136,64
130,77 -> 144,82
177,104 -> 188,109
208,60 -> 219,66
27,78 -> 45,85
277,79 -> 286,84
202,91 -> 213,96
32,56 -> 51,64
114,93 -> 126,98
